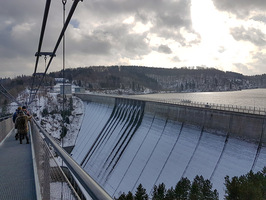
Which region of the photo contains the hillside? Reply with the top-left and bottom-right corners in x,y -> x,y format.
49,66 -> 266,94
1,66 -> 266,115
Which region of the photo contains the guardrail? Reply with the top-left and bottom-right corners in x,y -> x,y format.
76,93 -> 266,116
128,96 -> 266,115
31,118 -> 113,200
0,116 -> 13,143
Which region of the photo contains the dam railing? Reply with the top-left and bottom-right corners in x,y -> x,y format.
128,96 -> 266,115
75,93 -> 266,116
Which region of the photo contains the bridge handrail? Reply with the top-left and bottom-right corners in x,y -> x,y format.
0,116 -> 13,143
32,118 -> 113,200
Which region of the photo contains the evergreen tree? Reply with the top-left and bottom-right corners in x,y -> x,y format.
165,187 -> 175,200
152,183 -> 166,200
174,177 -> 191,199
135,184 -> 148,200
115,192 -> 133,200
115,193 -> 127,200
189,176 -> 203,200
224,168 -> 266,200
126,191 -> 134,200
189,175 -> 218,200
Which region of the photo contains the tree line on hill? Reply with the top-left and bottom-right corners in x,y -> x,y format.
115,167 -> 266,200
49,66 -> 266,94
1,65 -> 266,114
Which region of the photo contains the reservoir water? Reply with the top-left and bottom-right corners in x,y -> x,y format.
131,88 -> 266,109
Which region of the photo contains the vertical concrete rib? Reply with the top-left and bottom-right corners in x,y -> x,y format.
111,114 -> 156,197
251,117 -> 265,171
80,99 -> 118,167
131,119 -> 168,192
98,105 -> 140,178
101,102 -> 145,181
181,125 -> 204,178
150,122 -> 184,195
210,114 -> 233,181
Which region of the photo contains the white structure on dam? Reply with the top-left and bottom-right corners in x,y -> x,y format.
71,95 -> 266,199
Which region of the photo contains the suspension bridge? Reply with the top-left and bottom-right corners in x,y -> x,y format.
0,0 -> 266,199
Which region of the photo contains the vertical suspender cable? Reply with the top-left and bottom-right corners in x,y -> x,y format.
62,0 -> 67,148
61,1 -> 67,198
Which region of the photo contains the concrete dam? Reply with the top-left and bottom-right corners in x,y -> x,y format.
71,94 -> 266,199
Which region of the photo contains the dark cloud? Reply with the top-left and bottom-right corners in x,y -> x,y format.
80,0 -> 194,41
252,15 -> 266,23
171,56 -> 181,62
212,0 -> 266,19
68,22 -> 151,60
158,45 -> 172,54
230,26 -> 266,46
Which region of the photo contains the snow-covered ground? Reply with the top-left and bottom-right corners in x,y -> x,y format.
29,91 -> 84,147
71,99 -> 266,199
8,85 -> 84,147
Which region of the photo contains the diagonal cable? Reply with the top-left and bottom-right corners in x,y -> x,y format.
29,0 -> 82,104
29,0 -> 52,104
0,84 -> 21,105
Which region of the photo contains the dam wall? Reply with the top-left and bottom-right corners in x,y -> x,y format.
72,93 -> 266,199
75,93 -> 266,144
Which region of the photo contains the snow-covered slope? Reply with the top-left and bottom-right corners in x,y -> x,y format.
71,99 -> 266,199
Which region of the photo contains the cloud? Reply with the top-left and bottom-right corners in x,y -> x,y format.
230,26 -> 266,46
0,0 -> 198,78
233,63 -> 250,75
212,0 -> 266,19
233,51 -> 266,75
158,45 -> 172,54
1,0 -> 266,78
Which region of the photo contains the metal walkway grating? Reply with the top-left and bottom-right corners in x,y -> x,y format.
0,129 -> 36,200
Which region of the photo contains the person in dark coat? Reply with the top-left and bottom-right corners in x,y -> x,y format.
22,106 -> 31,116
15,110 -> 32,144
13,106 -> 22,140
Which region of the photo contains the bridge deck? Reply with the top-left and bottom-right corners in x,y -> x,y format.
0,129 -> 36,199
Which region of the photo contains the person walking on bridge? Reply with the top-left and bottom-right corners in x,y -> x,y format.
13,106 -> 21,140
15,109 -> 32,144
22,105 -> 31,116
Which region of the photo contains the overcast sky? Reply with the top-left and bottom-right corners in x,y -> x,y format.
1,0 -> 266,78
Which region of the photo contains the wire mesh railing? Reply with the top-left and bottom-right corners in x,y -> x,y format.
0,116 -> 13,143
31,119 -> 113,200
30,121 -> 84,200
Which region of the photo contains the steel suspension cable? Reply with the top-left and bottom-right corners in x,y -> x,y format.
29,0 -> 52,104
0,84 -> 21,105
29,0 -> 82,105
62,0 -> 67,149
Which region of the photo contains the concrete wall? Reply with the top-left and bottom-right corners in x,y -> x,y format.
75,93 -> 266,144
